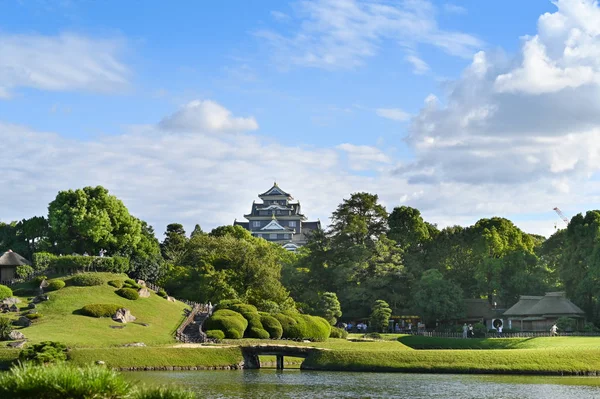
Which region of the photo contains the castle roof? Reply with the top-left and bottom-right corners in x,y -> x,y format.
259,182 -> 292,198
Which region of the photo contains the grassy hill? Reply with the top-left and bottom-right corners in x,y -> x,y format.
8,273 -> 188,348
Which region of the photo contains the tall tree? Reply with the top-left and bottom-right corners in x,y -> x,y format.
388,206 -> 432,250
47,186 -> 142,255
330,192 -> 388,246
161,223 -> 188,264
315,292 -> 342,326
190,224 -> 204,238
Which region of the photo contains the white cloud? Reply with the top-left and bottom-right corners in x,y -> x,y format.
257,0 -> 482,70
376,108 -> 411,121
271,10 -> 290,22
405,54 -> 430,74
337,143 -> 391,170
158,100 -> 259,133
395,0 -> 600,228
0,32 -> 128,98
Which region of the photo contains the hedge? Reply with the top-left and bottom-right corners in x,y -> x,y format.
260,315 -> 283,339
0,285 -> 12,300
247,327 -> 270,339
70,274 -> 104,287
108,280 -> 123,288
206,330 -> 225,340
32,253 -> 130,274
81,304 -> 122,318
204,309 -> 248,339
229,303 -> 258,314
123,279 -> 141,289
275,312 -> 331,341
46,280 -> 65,292
16,265 -> 34,279
330,326 -> 349,339
116,288 -> 139,301
157,290 -> 167,298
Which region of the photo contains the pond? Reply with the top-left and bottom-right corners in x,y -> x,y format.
125,369 -> 600,398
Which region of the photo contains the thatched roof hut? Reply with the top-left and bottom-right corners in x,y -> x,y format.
503,292 -> 585,331
0,250 -> 30,283
0,250 -> 31,267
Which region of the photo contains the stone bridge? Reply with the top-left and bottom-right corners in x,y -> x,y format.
240,345 -> 324,369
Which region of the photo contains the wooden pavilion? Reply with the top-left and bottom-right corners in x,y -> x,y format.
0,250 -> 31,284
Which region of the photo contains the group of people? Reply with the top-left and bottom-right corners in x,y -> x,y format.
462,323 -> 474,338
345,322 -> 368,332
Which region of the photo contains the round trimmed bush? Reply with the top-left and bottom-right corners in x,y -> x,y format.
115,288 -> 139,300
204,309 -> 248,339
25,313 -> 43,320
107,280 -> 123,288
248,327 -> 270,339
0,285 -> 13,301
19,341 -> 67,364
16,265 -> 34,279
206,330 -> 225,340
157,290 -> 167,298
260,315 -> 283,339
70,274 -> 104,287
329,326 -> 348,339
123,279 -> 141,289
229,303 -> 258,314
46,279 -> 65,292
275,312 -> 330,341
225,329 -> 242,339
273,313 -> 298,339
81,304 -> 122,318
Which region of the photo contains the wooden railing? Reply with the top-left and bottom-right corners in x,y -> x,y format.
419,331 -> 600,338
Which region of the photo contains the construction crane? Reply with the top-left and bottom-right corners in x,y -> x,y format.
553,207 -> 569,226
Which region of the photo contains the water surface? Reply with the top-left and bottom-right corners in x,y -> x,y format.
125,369 -> 600,398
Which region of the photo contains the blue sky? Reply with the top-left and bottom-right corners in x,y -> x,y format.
2,0 -> 599,237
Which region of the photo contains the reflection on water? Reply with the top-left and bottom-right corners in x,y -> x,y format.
125,370 -> 600,399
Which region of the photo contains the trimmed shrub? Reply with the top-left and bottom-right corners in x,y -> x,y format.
204,309 -> 248,339
248,327 -> 270,339
157,290 -> 167,298
81,304 -> 122,318
215,299 -> 243,311
123,279 -> 141,289
206,330 -> 225,340
0,285 -> 12,300
108,280 -> 123,288
70,274 -> 104,287
16,264 -> 34,279
364,332 -> 382,339
229,303 -> 258,314
330,326 -> 349,339
116,288 -> 139,300
260,315 -> 283,339
46,279 -> 65,292
274,312 -> 330,341
32,252 -> 56,271
19,341 -> 67,364
49,255 -> 130,274
25,313 -> 43,320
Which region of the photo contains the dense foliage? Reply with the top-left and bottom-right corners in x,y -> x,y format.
204,309 -> 249,339
69,274 -> 104,287
81,304 -> 122,318
369,300 -> 392,333
19,341 -> 68,364
0,285 -> 12,300
46,279 -> 65,291
0,363 -> 195,399
0,317 -> 12,340
116,288 -> 140,300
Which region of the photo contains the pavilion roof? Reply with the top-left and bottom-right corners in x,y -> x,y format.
0,250 -> 31,266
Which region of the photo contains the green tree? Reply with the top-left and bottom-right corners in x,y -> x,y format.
47,186 -> 142,255
190,224 -> 204,238
130,221 -> 164,281
369,300 -> 392,333
412,269 -> 464,325
161,223 -> 188,264
388,206 -> 432,250
316,292 -> 342,325
330,192 -> 388,246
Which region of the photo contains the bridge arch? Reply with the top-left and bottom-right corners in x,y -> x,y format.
240,345 -> 323,370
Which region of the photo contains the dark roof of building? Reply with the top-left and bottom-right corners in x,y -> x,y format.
0,250 -> 31,266
234,221 -> 249,229
245,202 -> 305,218
259,182 -> 291,198
464,299 -> 500,319
503,296 -> 544,317
302,221 -> 321,231
503,292 -> 584,317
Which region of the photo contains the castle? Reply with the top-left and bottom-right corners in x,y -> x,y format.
234,183 -> 321,251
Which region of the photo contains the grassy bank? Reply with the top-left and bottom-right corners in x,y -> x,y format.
398,335 -> 600,350
9,273 -> 189,347
302,348 -> 600,375
68,347 -> 243,369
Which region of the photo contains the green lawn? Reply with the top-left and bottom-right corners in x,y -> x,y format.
399,335 -> 600,350
8,273 -> 189,348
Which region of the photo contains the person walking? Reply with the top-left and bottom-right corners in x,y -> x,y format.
497,325 -> 503,338
468,324 -> 474,338
550,324 -> 558,336
462,323 -> 468,339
